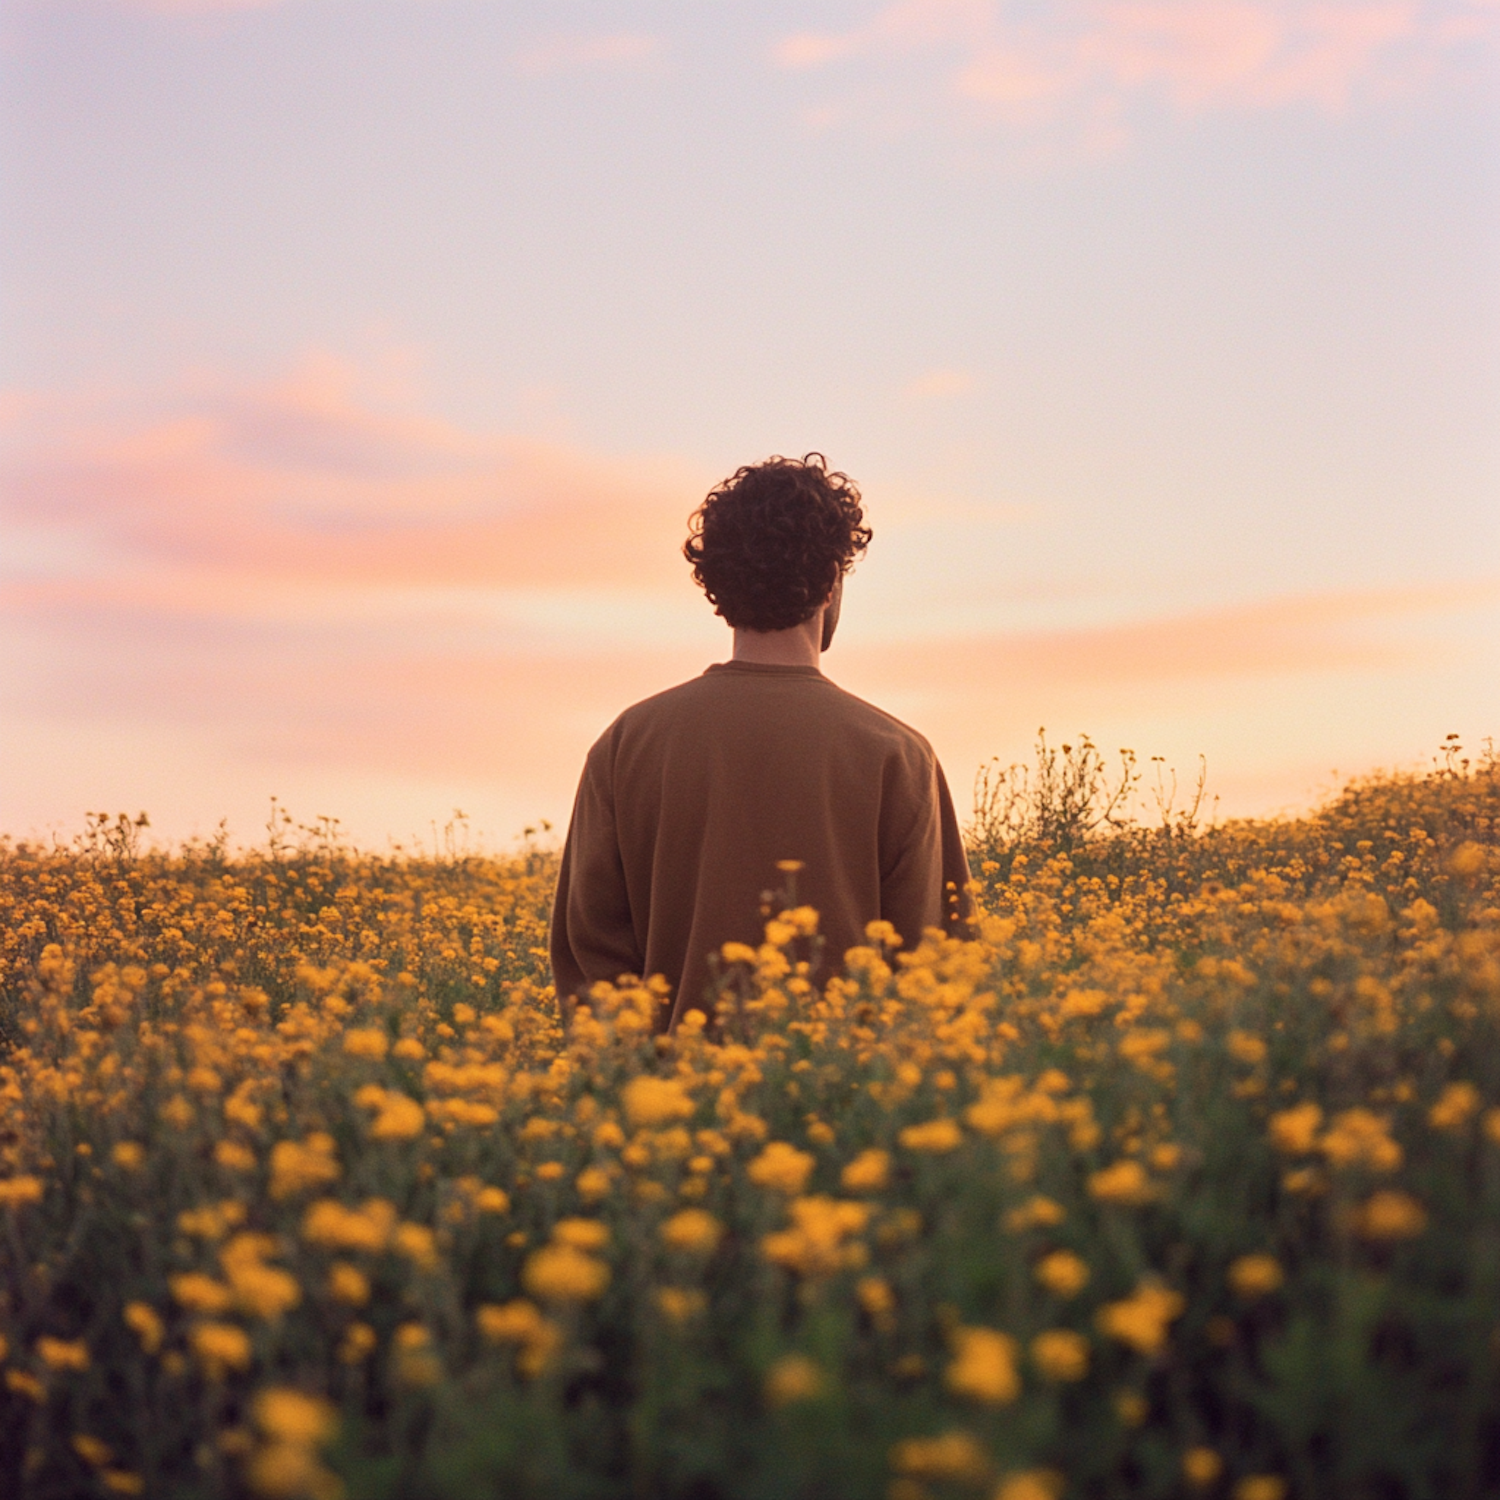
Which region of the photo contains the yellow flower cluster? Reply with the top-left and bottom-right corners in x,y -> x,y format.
0,754 -> 1495,1497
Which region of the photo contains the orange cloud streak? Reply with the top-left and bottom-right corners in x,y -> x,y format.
5,569 -> 1488,787
841,584 -> 1495,692
5,358 -> 1492,833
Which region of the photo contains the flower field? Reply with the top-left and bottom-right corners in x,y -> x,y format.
1,753 -> 1498,1500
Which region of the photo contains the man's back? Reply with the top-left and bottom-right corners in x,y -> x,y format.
550,659 -> 970,1028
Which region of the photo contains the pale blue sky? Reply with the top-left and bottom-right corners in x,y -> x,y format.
2,0 -> 1498,846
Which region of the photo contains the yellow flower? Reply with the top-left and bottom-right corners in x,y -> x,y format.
1282,1166 -> 1328,1197
1033,1250 -> 1090,1298
179,1201 -> 247,1240
1087,1160 -> 1157,1207
36,1336 -> 88,1371
1353,1189 -> 1428,1241
747,1141 -> 816,1195
228,1260 -> 302,1321
1226,1030 -> 1267,1065
1429,1082 -> 1480,1131
761,1196 -> 870,1278
992,1470 -> 1063,1500
1005,1196 -> 1066,1232
6,1369 -> 46,1402
124,1302 -> 164,1354
327,1263 -> 370,1306
1227,1254 -> 1284,1298
1447,840 -> 1485,876
475,1297 -> 563,1373
553,1217 -> 611,1252
172,1272 -> 235,1315
660,1209 -> 722,1256
369,1094 -> 425,1141
898,1118 -> 964,1154
1233,1478 -> 1288,1500
522,1243 -> 610,1303
1030,1329 -> 1089,1382
655,1287 -> 707,1324
855,1275 -> 896,1328
889,1430 -> 989,1482
269,1137 -> 340,1200
474,1185 -> 511,1213
840,1149 -> 890,1193
392,1323 -> 441,1387
190,1321 -> 253,1377
253,1388 -> 337,1447
720,942 -> 759,966
945,1327 -> 1021,1405
1268,1102 -> 1322,1155
221,1234 -> 301,1320
1319,1109 -> 1401,1173
784,905 -> 820,936
621,1076 -> 695,1129
245,1441 -> 344,1500
342,1027 -> 388,1060
0,1175 -> 46,1206
1096,1280 -> 1185,1356
576,1167 -> 612,1201
216,1141 -> 257,1173
1182,1448 -> 1223,1487
160,1096 -> 194,1130
302,1198 -> 397,1253
337,1324 -> 377,1365
764,1353 -> 823,1407
478,1301 -> 543,1343
111,1143 -> 145,1172
101,1471 -> 145,1495
392,1223 -> 439,1271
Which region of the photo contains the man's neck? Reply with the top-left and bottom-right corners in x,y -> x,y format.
731,610 -> 824,669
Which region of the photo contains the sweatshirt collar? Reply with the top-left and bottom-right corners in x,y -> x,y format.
706,660 -> 827,678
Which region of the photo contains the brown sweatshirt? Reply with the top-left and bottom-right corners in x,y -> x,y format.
550,660 -> 970,1028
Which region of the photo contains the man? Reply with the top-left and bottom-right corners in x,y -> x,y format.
550,453 -> 970,1030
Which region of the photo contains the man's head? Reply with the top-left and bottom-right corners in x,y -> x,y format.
683,454 -> 872,635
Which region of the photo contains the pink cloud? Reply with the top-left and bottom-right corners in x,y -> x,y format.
0,354 -> 709,593
775,0 -> 1496,144
1078,1 -> 1423,111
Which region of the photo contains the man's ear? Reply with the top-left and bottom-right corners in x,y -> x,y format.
820,575 -> 844,653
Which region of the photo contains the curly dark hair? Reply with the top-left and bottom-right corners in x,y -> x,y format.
683,454 -> 872,632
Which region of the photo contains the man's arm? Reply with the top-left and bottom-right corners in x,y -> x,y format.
877,750 -> 972,953
549,744 -> 644,1017
933,761 -> 973,937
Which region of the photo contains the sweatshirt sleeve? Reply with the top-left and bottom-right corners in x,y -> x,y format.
878,746 -> 969,954
934,760 -> 973,938
549,739 -> 644,1011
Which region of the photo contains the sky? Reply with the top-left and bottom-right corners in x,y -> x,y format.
2,0 -> 1498,852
